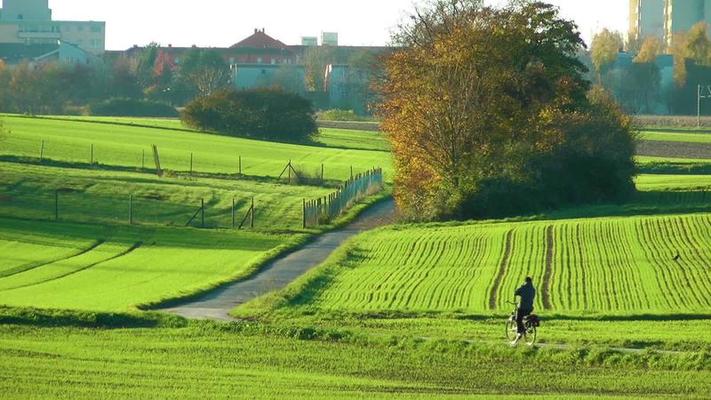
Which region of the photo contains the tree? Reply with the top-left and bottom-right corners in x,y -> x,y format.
590,29 -> 623,80
181,88 -> 318,143
136,42 -> 160,90
179,49 -> 231,98
634,37 -> 661,63
303,46 -> 335,92
380,0 -> 635,220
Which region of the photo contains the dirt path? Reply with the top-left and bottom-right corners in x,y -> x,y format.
160,199 -> 396,320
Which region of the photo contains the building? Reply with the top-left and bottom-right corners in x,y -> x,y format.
0,41 -> 91,66
630,0 -> 711,48
0,0 -> 105,55
629,0 -> 666,43
321,32 -> 338,47
663,0 -> 711,46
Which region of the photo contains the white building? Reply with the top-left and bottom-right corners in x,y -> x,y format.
0,0 -> 105,55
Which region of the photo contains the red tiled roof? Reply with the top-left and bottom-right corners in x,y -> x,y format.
231,29 -> 287,49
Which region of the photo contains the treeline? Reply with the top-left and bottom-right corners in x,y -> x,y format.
591,23 -> 711,115
0,44 -> 231,116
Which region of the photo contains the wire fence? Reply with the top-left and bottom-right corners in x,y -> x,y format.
0,190 -> 259,229
303,168 -> 384,227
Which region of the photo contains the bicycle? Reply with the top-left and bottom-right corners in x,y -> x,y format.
505,301 -> 540,346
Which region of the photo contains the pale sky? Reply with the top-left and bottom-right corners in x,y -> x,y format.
35,0 -> 629,50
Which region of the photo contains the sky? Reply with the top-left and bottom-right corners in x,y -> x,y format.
37,0 -> 629,50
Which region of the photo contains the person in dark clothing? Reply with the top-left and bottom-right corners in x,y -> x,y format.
512,277 -> 536,344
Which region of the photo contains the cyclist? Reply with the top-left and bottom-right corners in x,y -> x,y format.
511,276 -> 536,345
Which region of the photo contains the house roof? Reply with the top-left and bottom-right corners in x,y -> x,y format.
231,29 -> 288,50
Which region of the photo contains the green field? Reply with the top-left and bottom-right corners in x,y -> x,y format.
0,161 -> 332,229
253,213 -> 711,315
0,115 -> 391,181
640,130 -> 711,144
0,311 -> 708,399
0,217 -> 292,311
2,116 -> 711,398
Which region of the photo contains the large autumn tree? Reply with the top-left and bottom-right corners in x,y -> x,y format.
380,0 -> 636,220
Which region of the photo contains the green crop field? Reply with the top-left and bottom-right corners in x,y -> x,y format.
640,130 -> 711,144
257,213 -> 711,315
0,115 -> 391,181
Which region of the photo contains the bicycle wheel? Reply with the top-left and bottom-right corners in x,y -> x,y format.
505,317 -> 517,341
523,326 -> 537,346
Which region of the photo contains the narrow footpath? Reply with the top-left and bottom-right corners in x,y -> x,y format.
160,199 -> 396,320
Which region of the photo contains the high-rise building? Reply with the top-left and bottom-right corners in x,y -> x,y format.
663,0 -> 711,46
630,0 -> 711,48
629,0 -> 666,43
0,0 -> 105,55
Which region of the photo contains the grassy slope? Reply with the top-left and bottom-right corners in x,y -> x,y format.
0,317 -> 707,399
0,161 -> 332,229
0,218 -> 291,311
1,115 -> 392,180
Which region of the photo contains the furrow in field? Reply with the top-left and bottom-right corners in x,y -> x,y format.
0,240 -> 105,279
633,219 -> 672,310
542,225 -> 554,310
641,218 -> 686,309
655,218 -> 703,308
674,217 -> 711,302
488,229 -> 513,310
574,223 -> 588,310
662,217 -> 709,309
0,242 -> 143,292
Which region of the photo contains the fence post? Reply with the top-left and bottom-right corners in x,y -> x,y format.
232,198 -> 236,229
40,140 -> 45,162
303,198 -> 306,229
129,195 -> 133,225
201,198 -> 205,228
54,190 -> 59,221
250,197 -> 255,228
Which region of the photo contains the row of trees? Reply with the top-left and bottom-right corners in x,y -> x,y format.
0,46 -> 231,115
590,23 -> 711,115
382,0 -> 636,220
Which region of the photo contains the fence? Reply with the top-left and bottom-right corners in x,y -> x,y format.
303,168 -> 383,228
0,190 -> 259,230
8,139 -> 369,183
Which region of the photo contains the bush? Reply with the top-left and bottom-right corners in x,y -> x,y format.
318,109 -> 373,122
89,98 -> 178,117
181,88 -> 318,142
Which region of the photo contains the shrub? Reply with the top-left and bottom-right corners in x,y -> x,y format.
89,98 -> 178,117
181,88 -> 318,142
318,109 -> 373,122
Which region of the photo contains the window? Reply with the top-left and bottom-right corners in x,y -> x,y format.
17,14 -> 23,20
257,57 -> 262,63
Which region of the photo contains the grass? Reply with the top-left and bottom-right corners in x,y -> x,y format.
0,161 -> 333,230
0,217 -> 293,311
0,115 -> 392,181
640,130 -> 711,144
242,213 -> 711,315
0,312 -> 708,399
